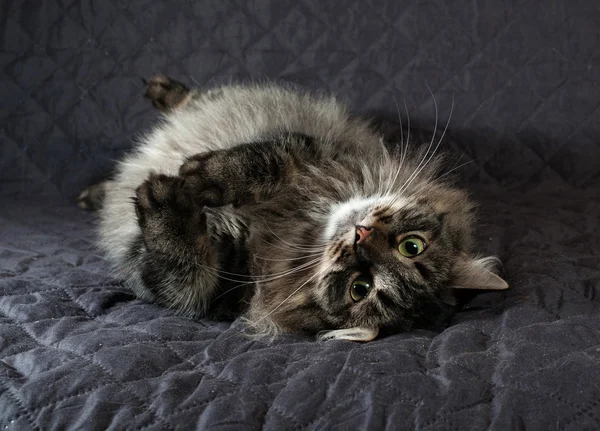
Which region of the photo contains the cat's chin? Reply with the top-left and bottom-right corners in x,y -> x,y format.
316,327 -> 379,342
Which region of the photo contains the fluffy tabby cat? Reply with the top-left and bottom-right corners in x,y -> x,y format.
79,75 -> 508,342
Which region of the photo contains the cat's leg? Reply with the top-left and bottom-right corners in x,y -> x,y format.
78,76 -> 190,211
144,75 -> 191,112
179,133 -> 319,208
132,173 -> 219,316
77,180 -> 115,210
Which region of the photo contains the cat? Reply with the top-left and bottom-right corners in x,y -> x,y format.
78,75 -> 509,342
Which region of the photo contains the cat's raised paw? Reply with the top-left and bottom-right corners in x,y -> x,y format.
178,152 -> 231,208
143,75 -> 190,112
134,173 -> 207,250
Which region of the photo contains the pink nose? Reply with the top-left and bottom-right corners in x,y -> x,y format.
355,226 -> 374,244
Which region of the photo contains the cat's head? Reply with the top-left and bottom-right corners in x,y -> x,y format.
246,152 -> 508,341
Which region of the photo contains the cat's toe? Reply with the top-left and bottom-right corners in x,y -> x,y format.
134,174 -> 173,225
135,174 -> 184,211
178,152 -> 215,176
179,154 -> 227,207
144,75 -> 190,112
134,179 -> 153,227
134,174 -> 207,249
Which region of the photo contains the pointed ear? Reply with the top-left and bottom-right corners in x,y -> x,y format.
451,256 -> 509,291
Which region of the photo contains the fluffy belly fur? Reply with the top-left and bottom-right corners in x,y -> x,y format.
81,75 -> 508,342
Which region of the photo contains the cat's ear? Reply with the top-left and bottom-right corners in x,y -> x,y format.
451,256 -> 509,291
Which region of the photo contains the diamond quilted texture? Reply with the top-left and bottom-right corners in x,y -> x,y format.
0,189 -> 599,428
155,13 -> 208,61
2,0 -> 598,196
66,0 -> 121,37
269,5 -> 326,53
61,40 -> 118,85
548,134 -> 600,186
1,1 -> 600,429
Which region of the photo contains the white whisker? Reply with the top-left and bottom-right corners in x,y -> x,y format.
258,235 -> 326,254
383,97 -> 411,197
436,157 -> 473,182
399,89 -> 454,195
254,253 -> 323,262
253,262 -> 332,325
211,258 -> 323,301
397,83 -> 440,195
190,254 -> 323,286
257,215 -> 328,252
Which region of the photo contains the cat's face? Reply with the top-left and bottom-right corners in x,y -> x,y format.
247,181 -> 508,341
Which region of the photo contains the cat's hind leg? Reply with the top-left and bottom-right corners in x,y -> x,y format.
77,180 -> 114,210
143,75 -> 191,112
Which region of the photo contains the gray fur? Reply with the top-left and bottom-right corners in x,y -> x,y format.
91,76 -> 508,342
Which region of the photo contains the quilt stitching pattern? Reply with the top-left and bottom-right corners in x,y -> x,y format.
1,311 -> 170,428
2,1 -> 600,429
2,1 -> 600,196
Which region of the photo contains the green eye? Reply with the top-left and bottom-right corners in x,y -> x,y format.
350,274 -> 373,302
398,236 -> 426,257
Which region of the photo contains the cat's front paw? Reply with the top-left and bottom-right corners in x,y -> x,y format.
134,173 -> 207,251
179,151 -> 252,208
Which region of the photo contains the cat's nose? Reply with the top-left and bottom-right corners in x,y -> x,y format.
355,226 -> 374,245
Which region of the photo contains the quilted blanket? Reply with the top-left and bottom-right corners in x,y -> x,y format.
1,1 -> 599,430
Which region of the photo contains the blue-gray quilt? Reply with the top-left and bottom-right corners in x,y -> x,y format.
1,1 -> 599,429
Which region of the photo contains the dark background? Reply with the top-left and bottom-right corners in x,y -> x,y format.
2,0 -> 599,199
1,1 -> 600,430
